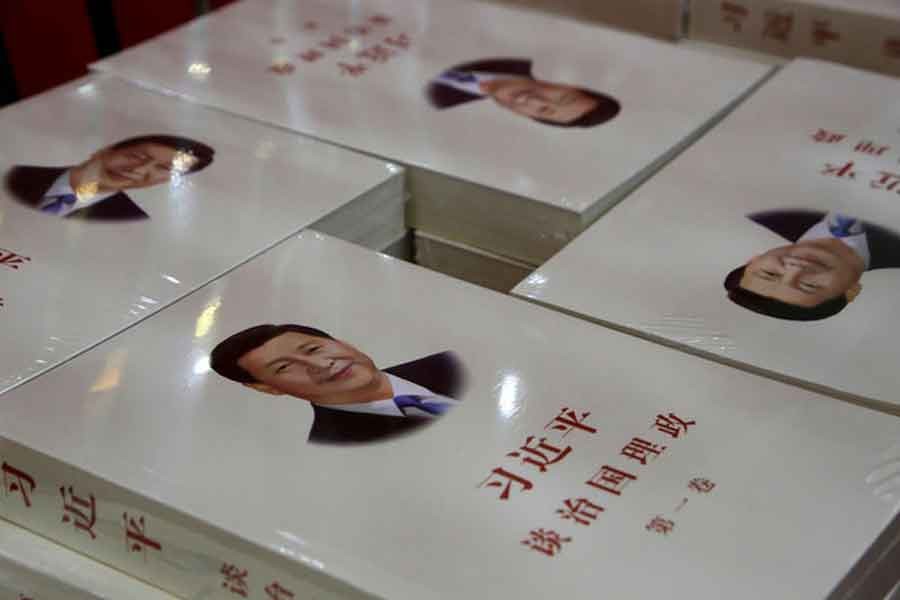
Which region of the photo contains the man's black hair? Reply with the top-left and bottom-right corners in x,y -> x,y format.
533,90 -> 621,128
723,265 -> 847,321
110,134 -> 215,173
210,324 -> 333,383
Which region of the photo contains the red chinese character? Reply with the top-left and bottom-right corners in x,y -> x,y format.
621,437 -> 666,465
357,44 -> 394,63
303,20 -> 319,31
653,413 -> 696,438
320,34 -> 349,50
645,516 -> 675,535
338,62 -> 368,77
265,582 -> 295,600
123,513 -> 162,556
545,407 -> 597,437
345,25 -> 373,36
721,2 -> 749,33
507,436 -> 572,473
688,477 -> 716,494
762,10 -> 794,42
871,171 -> 900,192
368,14 -> 392,26
821,160 -> 857,179
521,528 -> 571,556
883,37 -> 900,59
556,498 -> 604,526
268,62 -> 296,75
270,36 -> 286,45
383,33 -> 411,49
60,486 -> 97,539
220,563 -> 249,597
811,20 -> 841,46
0,249 -> 31,270
479,467 -> 533,500
298,49 -> 324,63
855,140 -> 890,156
2,462 -> 36,508
585,465 -> 636,496
811,128 -> 846,144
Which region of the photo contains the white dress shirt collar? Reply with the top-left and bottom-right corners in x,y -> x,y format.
41,170 -> 120,217
434,70 -> 509,97
798,213 -> 871,269
321,373 -> 456,418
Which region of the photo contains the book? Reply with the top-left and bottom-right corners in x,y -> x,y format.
413,230 -> 533,292
0,518 -> 177,600
0,74 -> 403,395
474,0 -> 686,40
514,59 -> 900,413
0,230 -> 897,599
689,0 -> 900,77
91,0 -> 771,265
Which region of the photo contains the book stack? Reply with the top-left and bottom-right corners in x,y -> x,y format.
0,519 -> 177,600
474,0 -> 686,40
0,74 -> 403,396
689,0 -> 900,77
0,231 -> 896,599
91,0 -> 771,289
514,59 -> 900,414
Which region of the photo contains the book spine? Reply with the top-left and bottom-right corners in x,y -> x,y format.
688,0 -> 900,77
0,439 -> 372,600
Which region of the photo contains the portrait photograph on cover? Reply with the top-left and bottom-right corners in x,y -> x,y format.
426,58 -> 621,128
4,134 -> 215,221
724,210 -> 900,321
210,323 -> 466,445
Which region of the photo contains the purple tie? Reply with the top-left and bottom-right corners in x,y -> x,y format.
394,395 -> 451,416
41,193 -> 78,214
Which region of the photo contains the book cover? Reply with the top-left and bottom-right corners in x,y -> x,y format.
91,0 -> 771,263
0,231 -> 897,599
690,0 -> 900,77
515,59 -> 900,413
0,74 -> 401,395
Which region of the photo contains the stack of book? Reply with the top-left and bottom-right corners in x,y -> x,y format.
91,0 -> 771,289
0,74 -> 403,395
474,0 -> 686,40
690,0 -> 900,77
0,231 -> 896,599
514,59 -> 900,414
0,519 -> 177,599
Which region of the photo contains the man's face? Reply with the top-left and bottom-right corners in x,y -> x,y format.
236,332 -> 384,405
483,78 -> 598,124
85,142 -> 192,192
739,239 -> 864,307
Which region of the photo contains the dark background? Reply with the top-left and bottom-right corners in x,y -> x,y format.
0,0 -> 239,108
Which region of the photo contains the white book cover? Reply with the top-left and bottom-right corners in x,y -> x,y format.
91,0 -> 771,261
0,74 -> 400,395
689,0 -> 900,77
0,519 -> 176,600
0,231 -> 897,599
515,59 -> 900,413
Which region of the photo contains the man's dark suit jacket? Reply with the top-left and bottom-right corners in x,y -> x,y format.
749,210 -> 900,271
426,58 -> 532,110
308,351 -> 465,445
5,165 -> 149,221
